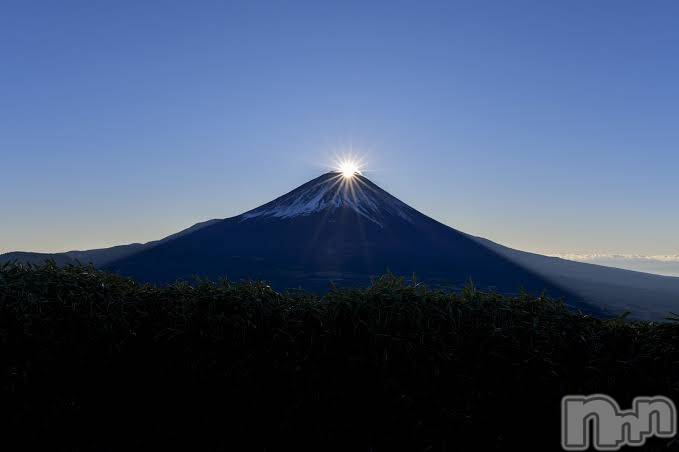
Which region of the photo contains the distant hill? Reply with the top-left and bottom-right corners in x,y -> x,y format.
1,244 -> 146,267
0,219 -> 220,267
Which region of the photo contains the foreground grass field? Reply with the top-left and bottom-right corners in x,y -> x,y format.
1,262 -> 678,451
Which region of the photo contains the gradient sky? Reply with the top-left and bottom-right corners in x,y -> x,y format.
2,0 -> 678,259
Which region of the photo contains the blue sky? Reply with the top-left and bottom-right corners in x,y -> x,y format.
2,0 -> 678,261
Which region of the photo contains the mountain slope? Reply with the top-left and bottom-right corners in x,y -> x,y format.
105,172 -> 594,311
470,235 -> 679,320
0,219 -> 220,267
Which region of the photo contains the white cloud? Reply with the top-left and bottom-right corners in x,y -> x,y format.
550,253 -> 679,262
547,253 -> 679,277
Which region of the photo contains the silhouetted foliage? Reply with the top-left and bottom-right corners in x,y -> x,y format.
1,261 -> 677,451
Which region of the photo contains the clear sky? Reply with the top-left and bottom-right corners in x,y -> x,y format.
2,0 -> 678,259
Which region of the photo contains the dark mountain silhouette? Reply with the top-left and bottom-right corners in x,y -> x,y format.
5,171 -> 679,319
101,172 -> 591,311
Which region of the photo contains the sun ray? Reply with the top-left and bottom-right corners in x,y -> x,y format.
335,157 -> 364,179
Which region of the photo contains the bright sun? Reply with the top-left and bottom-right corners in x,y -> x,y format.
338,160 -> 361,178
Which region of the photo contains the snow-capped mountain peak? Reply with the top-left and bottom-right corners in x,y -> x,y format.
240,172 -> 415,226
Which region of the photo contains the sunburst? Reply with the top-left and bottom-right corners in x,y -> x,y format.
333,154 -> 366,179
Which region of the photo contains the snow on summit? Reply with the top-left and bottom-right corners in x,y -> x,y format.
241,172 -> 415,226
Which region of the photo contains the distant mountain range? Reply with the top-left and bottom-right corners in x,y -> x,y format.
0,219 -> 220,267
4,171 -> 679,320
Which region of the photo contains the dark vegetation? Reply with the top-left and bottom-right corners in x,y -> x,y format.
1,262 -> 678,451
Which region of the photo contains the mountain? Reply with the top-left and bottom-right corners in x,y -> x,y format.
102,172 -> 591,310
6,171 -> 679,319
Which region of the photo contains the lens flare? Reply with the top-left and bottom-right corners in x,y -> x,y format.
337,159 -> 361,178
